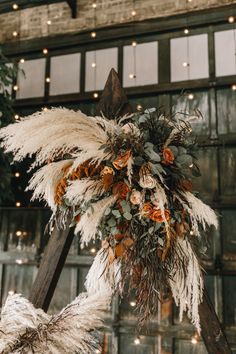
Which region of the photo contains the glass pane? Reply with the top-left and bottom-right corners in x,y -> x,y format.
48,266 -> 77,314
119,334 -> 157,354
221,209 -> 236,260
85,47 -> 118,91
171,34 -> 209,82
171,91 -> 210,135
50,53 -> 81,95
193,148 -> 218,201
217,88 -> 236,135
223,276 -> 236,327
2,264 -> 37,303
123,41 -> 158,87
215,29 -> 236,77
16,58 -> 46,99
219,147 -> 236,195
175,339 -> 207,354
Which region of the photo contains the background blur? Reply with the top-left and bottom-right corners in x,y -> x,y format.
0,0 -> 236,353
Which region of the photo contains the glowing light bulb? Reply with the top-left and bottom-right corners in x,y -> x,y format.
191,337 -> 198,344
93,92 -> 99,98
46,77 -> 50,83
92,3 -> 97,8
14,114 -> 20,120
8,290 -> 14,295
47,20 -> 52,25
20,58 -> 25,63
12,4 -> 19,10
136,104 -> 143,111
91,31 -> 96,38
16,201 -> 21,207
43,107 -> 48,111
182,62 -> 189,67
232,84 -> 236,91
90,248 -> 96,254
43,48 -> 48,55
13,85 -> 19,91
12,31 -> 18,37
16,230 -> 22,237
131,10 -> 136,16
134,337 -> 140,345
228,16 -> 235,23
189,163 -> 194,168
129,73 -> 136,79
15,172 -> 20,178
188,93 -> 194,100
130,301 -> 136,307
91,62 -> 96,68
190,230 -> 194,235
188,0 -> 193,2
132,41 -> 137,47
184,28 -> 189,34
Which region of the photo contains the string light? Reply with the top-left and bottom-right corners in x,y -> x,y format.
43,48 -> 48,55
47,20 -> 52,25
184,28 -> 189,34
16,201 -> 21,207
13,85 -> 19,91
12,31 -> 18,37
46,77 -> 51,83
132,41 -> 137,47
91,62 -> 96,68
15,172 -> 20,178
14,114 -> 20,120
130,301 -> 136,307
92,3 -> 97,8
228,16 -> 235,23
136,104 -> 143,111
8,290 -> 15,295
190,230 -> 194,235
188,93 -> 194,100
90,248 -> 96,254
131,10 -> 136,16
129,73 -> 136,79
134,337 -> 140,345
91,31 -> 96,38
12,3 -> 19,10
182,62 -> 189,67
16,258 -> 28,265
232,84 -> 236,91
188,0 -> 193,2
20,58 -> 25,63
16,230 -> 22,237
191,333 -> 199,344
93,92 -> 99,98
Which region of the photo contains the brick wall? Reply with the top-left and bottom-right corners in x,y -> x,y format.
0,0 -> 235,44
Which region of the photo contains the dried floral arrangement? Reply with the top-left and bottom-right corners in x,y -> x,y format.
0,291 -> 109,353
0,107 -> 218,340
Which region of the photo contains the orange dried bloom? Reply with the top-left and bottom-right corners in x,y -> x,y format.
149,209 -> 170,223
163,147 -> 175,165
112,150 -> 131,170
112,181 -> 130,199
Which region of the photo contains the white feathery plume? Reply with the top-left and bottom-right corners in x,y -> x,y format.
75,196 -> 117,247
85,248 -> 121,295
169,238 -> 203,333
0,292 -> 110,354
65,178 -> 104,207
0,108 -> 117,168
127,155 -> 134,184
26,159 -> 73,209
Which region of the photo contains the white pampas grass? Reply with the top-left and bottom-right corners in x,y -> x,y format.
75,196 -> 117,247
85,248 -> 121,295
127,155 -> 134,184
27,159 -> 73,209
65,178 -> 104,207
0,292 -> 110,354
0,108 -> 117,168
169,238 -> 203,333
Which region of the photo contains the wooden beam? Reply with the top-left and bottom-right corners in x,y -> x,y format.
199,289 -> 232,354
66,0 -> 77,18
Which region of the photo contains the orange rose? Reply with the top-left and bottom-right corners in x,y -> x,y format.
163,148 -> 175,165
141,202 -> 153,216
112,181 -> 130,199
149,209 -> 170,222
113,150 -> 131,170
74,214 -> 81,223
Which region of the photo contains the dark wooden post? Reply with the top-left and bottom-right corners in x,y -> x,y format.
29,69 -> 231,354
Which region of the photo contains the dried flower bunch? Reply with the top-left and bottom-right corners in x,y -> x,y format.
0,107 -> 218,334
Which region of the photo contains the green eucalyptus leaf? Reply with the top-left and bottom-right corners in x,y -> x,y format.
123,212 -> 132,220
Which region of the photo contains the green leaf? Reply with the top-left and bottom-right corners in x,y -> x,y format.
123,212 -> 132,220
112,210 -> 121,218
178,146 -> 187,155
148,226 -> 154,234
176,154 -> 193,166
107,218 -> 116,227
169,145 -> 178,157
104,207 -> 111,216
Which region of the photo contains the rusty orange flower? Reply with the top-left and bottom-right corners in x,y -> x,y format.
149,209 -> 170,222
112,181 -> 130,199
163,147 -> 175,165
112,150 -> 131,170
